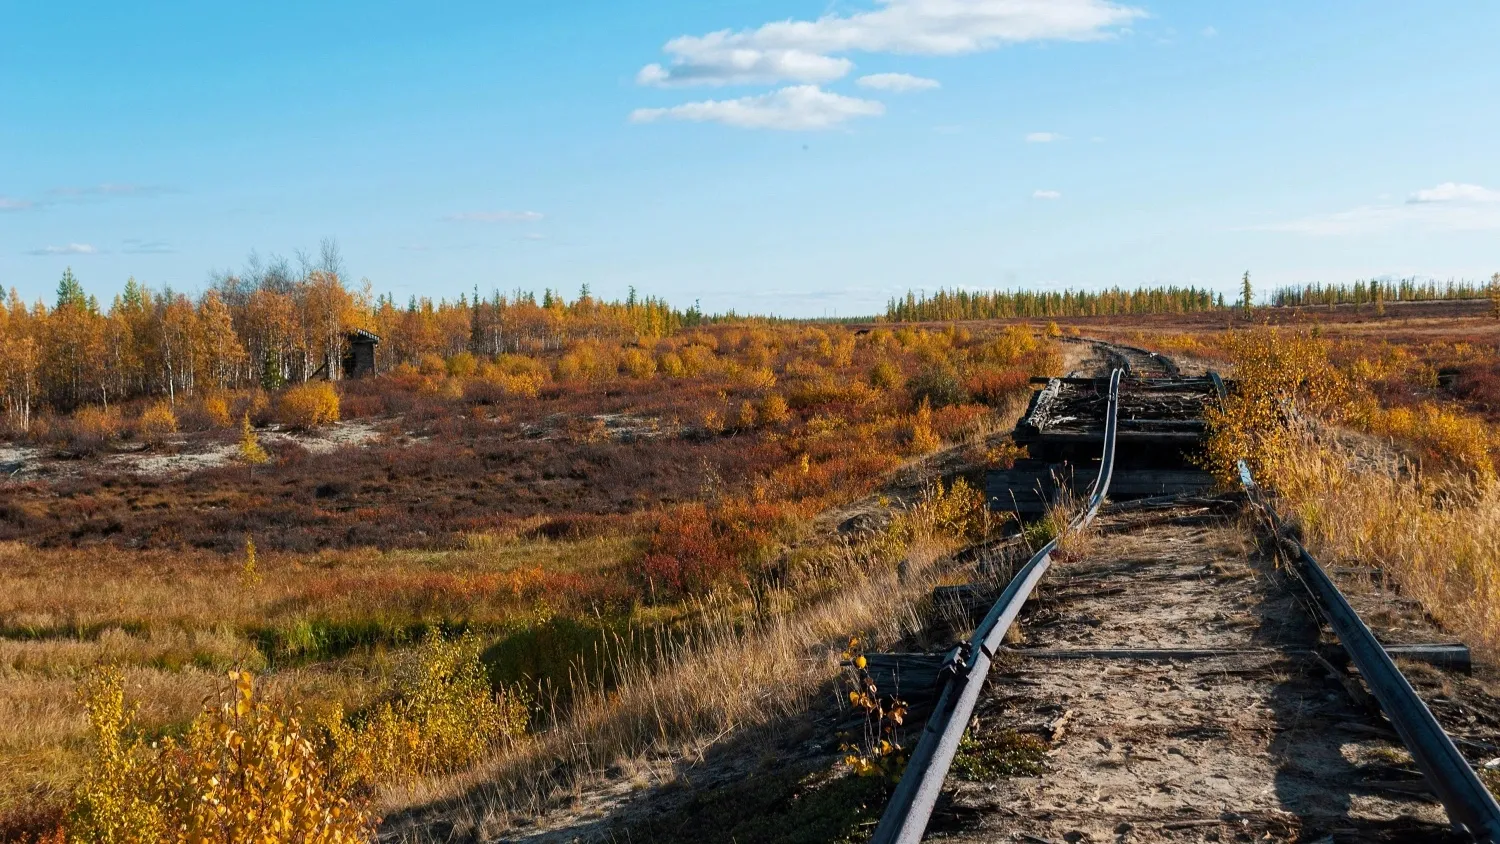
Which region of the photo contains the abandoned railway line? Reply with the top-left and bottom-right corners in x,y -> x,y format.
866,344 -> 1500,843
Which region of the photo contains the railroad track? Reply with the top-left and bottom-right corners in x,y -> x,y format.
871,348 -> 1500,843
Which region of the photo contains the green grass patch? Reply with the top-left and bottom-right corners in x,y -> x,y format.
951,729 -> 1048,781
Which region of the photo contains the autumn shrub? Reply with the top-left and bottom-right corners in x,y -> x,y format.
868,360 -> 904,391
679,345 -> 718,376
446,351 -> 477,378
639,500 -> 792,599
1201,328 -> 1347,486
907,364 -> 968,409
887,478 -> 990,548
757,393 -> 791,427
620,348 -> 656,379
137,402 -> 177,443
66,668 -> 372,844
417,354 -> 447,378
906,401 -> 942,455
279,382 -> 341,429
200,395 -> 233,429
67,406 -> 121,452
328,632 -> 530,788
658,351 -> 686,377
736,400 -> 759,431
965,367 -> 1030,407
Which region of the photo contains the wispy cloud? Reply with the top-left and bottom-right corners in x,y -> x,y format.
49,183 -> 170,199
122,238 -> 174,254
637,0 -> 1145,87
1032,189 -> 1062,200
1407,182 -> 1500,204
0,197 -> 34,211
1251,182 -> 1500,236
631,85 -> 884,131
26,243 -> 99,255
520,233 -> 547,241
1026,131 -> 1065,143
444,211 -> 545,223
856,72 -> 940,92
1201,25 -> 1217,37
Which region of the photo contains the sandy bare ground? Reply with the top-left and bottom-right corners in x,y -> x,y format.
0,420 -> 385,481
931,506 -> 1464,843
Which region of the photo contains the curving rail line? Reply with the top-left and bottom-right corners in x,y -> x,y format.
872,360 -> 1500,843
870,368 -> 1124,844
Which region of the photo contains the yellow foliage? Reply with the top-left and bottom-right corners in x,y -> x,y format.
66,668 -> 373,844
868,360 -> 903,391
238,414 -> 269,465
137,402 -> 177,443
658,351 -> 686,378
446,352 -> 477,378
72,406 -> 121,443
200,395 -> 233,429
279,382 -> 341,429
327,632 -> 530,788
620,348 -> 656,379
736,400 -> 759,431
757,393 -> 790,427
907,401 -> 941,455
1201,328 -> 1347,486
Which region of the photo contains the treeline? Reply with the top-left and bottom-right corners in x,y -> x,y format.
0,256 -> 696,426
1270,276 -> 1500,308
885,286 -> 1225,322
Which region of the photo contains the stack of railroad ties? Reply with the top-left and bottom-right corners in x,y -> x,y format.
865,364 -> 1500,844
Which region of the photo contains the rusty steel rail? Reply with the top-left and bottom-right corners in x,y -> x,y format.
1211,371 -> 1500,842
870,368 -> 1123,844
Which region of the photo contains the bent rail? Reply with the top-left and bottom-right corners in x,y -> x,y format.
1237,464 -> 1500,841
1211,370 -> 1500,841
870,368 -> 1123,844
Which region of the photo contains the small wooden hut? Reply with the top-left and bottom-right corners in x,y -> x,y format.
343,329 -> 380,379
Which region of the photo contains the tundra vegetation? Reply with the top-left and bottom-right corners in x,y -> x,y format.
4,263 -> 1497,842
0,266 -> 1066,841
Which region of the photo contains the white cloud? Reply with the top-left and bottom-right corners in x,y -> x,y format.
0,197 -> 32,210
444,211 -> 545,223
631,85 -> 885,131
521,233 -> 547,241
639,0 -> 1146,86
1201,25 -> 1217,37
1407,182 -> 1500,204
856,72 -> 940,92
1251,182 -> 1500,236
638,49 -> 852,87
1025,131 -> 1064,143
27,243 -> 98,255
1033,189 -> 1062,200
122,238 -> 174,254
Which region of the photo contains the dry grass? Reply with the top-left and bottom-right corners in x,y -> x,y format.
381,533 -> 956,841
1275,437 -> 1500,659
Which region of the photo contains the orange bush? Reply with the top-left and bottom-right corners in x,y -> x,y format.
200,395 -> 233,428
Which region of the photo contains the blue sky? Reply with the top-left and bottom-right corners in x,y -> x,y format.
2,1 -> 1498,316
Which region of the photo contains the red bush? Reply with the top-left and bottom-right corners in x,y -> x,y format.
965,367 -> 1030,406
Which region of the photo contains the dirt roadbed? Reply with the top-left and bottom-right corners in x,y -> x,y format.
931,506 -> 1466,843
